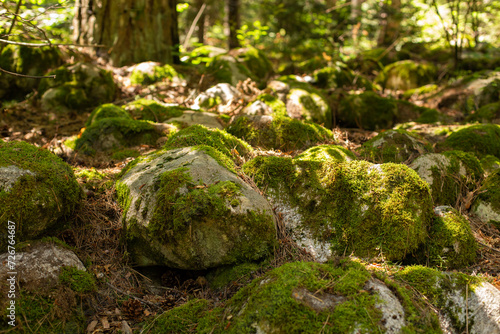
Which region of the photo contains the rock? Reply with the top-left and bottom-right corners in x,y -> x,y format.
480,155 -> 500,175
313,66 -> 374,90
86,103 -> 131,126
267,80 -> 290,102
150,261 -> 440,333
424,206 -> 477,269
396,265 -> 500,334
337,92 -> 397,130
116,147 -> 276,269
192,83 -> 240,111
472,170 -> 500,227
167,110 -> 223,129
466,102 -> 500,124
207,54 -> 253,86
129,61 -> 179,85
243,156 -> 434,261
245,94 -> 287,116
286,88 -> 331,127
409,151 -> 484,206
0,45 -> 62,99
227,114 -> 335,152
295,144 -> 356,163
376,60 -> 437,91
443,124 -> 500,160
124,98 -> 186,122
358,129 -> 431,163
231,46 -> 274,85
0,141 -> 82,248
39,62 -> 116,113
243,100 -> 273,116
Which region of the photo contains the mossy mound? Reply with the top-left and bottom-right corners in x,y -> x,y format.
358,129 -> 432,163
39,62 -> 116,113
73,118 -> 161,155
150,260 -> 440,333
403,84 -> 439,99
192,83 -> 240,110
286,88 -> 332,127
295,144 -> 356,163
443,124 -> 500,159
480,155 -> 500,174
424,206 -> 477,269
472,170 -> 500,227
116,147 -> 276,269
226,115 -> 335,152
0,141 -> 82,249
232,46 -> 274,84
163,125 -> 252,164
243,157 -> 433,261
206,262 -> 261,290
337,92 -> 397,130
376,60 -> 437,91
466,102 -> 500,124
0,45 -> 62,100
129,62 -> 179,85
409,151 -> 484,206
124,98 -> 186,122
206,54 -> 254,86
313,66 -> 374,90
394,265 -> 492,333
86,103 -> 130,126
395,99 -> 450,124
244,94 -> 287,116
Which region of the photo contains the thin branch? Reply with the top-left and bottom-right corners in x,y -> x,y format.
0,38 -> 106,48
0,0 -> 22,54
326,1 -> 352,13
183,3 -> 207,49
0,66 -> 56,79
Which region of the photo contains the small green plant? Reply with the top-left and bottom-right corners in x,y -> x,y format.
237,21 -> 269,47
59,266 -> 96,294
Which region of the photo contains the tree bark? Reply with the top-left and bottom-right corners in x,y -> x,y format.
377,0 -> 401,47
196,0 -> 206,44
73,0 -> 179,67
227,0 -> 240,49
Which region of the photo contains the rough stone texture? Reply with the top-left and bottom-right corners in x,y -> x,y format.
192,83 -> 240,111
0,165 -> 35,192
0,242 -> 85,295
364,279 -> 406,334
167,110 -> 223,129
410,153 -> 454,186
117,147 -> 276,269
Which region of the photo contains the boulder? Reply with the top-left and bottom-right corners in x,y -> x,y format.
231,46 -> 274,85
226,114 -> 335,152
116,147 -> 276,269
358,129 -> 431,163
86,103 -> 131,126
286,88 -> 331,127
243,156 -> 434,261
466,102 -> 500,124
337,92 -> 397,130
313,66 -> 374,90
443,124 -> 500,160
376,60 -> 437,91
0,141 -> 82,249
129,61 -> 179,85
207,54 -> 253,86
39,62 -> 116,113
472,170 -> 500,227
409,151 -> 484,206
192,83 -> 240,111
124,99 -> 186,122
167,110 -> 223,130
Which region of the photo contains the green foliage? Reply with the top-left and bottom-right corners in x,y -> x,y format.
59,266 -> 96,294
443,124 -> 500,159
237,21 -> 269,47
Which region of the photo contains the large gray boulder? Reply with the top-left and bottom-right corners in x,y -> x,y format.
116,147 -> 276,269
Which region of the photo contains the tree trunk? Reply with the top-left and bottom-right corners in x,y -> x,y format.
377,0 -> 401,47
196,0 -> 206,44
73,0 -> 179,67
227,0 -> 240,49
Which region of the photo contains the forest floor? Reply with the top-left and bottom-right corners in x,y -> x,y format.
2,70 -> 500,333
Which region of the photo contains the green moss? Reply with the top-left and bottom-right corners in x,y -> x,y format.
416,108 -> 443,124
75,117 -> 160,155
443,124 -> 500,159
59,266 -> 96,294
403,84 -> 439,99
150,299 -> 213,333
130,64 -> 179,85
256,94 -> 287,116
295,144 -> 356,163
476,170 -> 500,215
193,145 -> 237,174
206,55 -> 254,85
426,207 -> 477,269
164,125 -> 252,163
467,101 -> 500,123
111,149 -> 140,160
124,98 -> 186,122
358,129 -> 430,163
0,141 -> 82,248
207,262 -> 261,290
236,47 -> 274,82
376,60 -> 436,91
86,103 -> 130,126
227,115 -> 334,152
480,155 -> 500,174
338,92 -> 398,130
314,66 -> 374,90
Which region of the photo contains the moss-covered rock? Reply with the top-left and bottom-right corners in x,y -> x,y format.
226,114 -> 335,152
472,170 -> 500,227
163,125 -> 252,165
0,241 -> 92,333
337,92 -> 397,130
358,129 -> 431,163
295,144 -> 356,163
74,118 -> 163,155
124,98 -> 186,122
313,66 -> 374,90
86,103 -> 131,126
286,88 -> 331,127
243,94 -> 287,116
116,147 -> 276,269
425,206 -> 477,269
192,83 -> 240,110
395,265 -> 500,333
395,99 -> 451,124
206,262 -> 261,290
39,62 -> 116,113
480,155 -> 500,175
466,102 -> 500,124
376,60 -> 437,91
243,156 -> 433,261
231,46 -> 274,84
443,124 -> 500,159
150,260 -> 441,333
129,61 -> 180,85
0,45 -> 62,100
0,141 -> 82,248
206,54 -> 254,86
409,151 -> 484,206
403,84 -> 439,99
